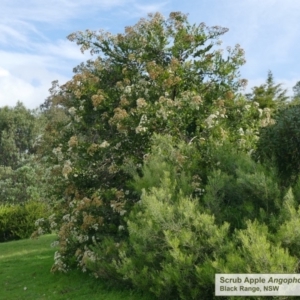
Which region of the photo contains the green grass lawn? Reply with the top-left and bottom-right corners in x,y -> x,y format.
0,235 -> 154,300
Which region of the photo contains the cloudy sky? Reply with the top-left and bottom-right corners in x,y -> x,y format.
1,0 -> 300,109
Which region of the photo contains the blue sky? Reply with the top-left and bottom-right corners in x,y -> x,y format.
1,0 -> 300,109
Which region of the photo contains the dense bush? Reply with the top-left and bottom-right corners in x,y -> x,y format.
117,170 -> 230,299
215,220 -> 297,275
114,136 -> 297,299
0,201 -> 50,242
203,144 -> 281,230
255,104 -> 300,185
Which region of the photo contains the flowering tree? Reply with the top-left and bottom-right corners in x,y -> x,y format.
38,12 -> 248,275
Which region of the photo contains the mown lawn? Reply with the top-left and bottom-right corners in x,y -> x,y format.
0,234 -> 154,300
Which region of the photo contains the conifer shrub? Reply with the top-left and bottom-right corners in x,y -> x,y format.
116,172 -> 230,300
276,188 -> 300,259
203,145 -> 281,230
215,220 -> 297,274
112,136 -> 297,299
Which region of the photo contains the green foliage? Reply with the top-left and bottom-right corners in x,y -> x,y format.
291,80 -> 300,104
255,104 -> 300,184
130,133 -> 200,197
0,102 -> 38,168
215,220 -> 297,274
117,171 -> 230,300
0,201 -> 50,242
116,135 -> 296,299
0,102 -> 50,205
275,188 -> 300,258
0,163 -> 43,204
246,71 -> 288,109
203,145 -> 281,230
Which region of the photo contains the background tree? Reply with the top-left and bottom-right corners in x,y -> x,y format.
246,70 -> 288,109
0,102 -> 50,204
293,81 -> 300,99
290,80 -> 300,105
0,102 -> 38,168
255,104 -> 300,186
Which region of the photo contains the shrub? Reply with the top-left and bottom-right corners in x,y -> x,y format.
276,188 -> 300,259
203,145 -> 281,230
0,201 -> 50,242
215,220 -> 297,275
117,172 -> 230,300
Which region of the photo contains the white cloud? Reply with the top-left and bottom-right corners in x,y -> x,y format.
0,66 -> 69,109
33,40 -> 91,61
0,68 -> 10,77
130,2 -> 169,17
0,0 -> 130,24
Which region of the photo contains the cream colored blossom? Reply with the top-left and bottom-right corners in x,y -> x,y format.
238,128 -> 244,135
62,160 -> 72,179
99,140 -> 110,148
205,114 -> 217,128
124,86 -> 131,94
68,107 -> 77,116
68,136 -> 78,148
136,98 -> 147,109
135,125 -> 147,134
91,91 -> 105,107
87,143 -> 99,156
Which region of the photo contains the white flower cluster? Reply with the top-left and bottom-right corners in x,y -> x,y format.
50,221 -> 57,229
205,114 -> 218,128
91,223 -> 99,231
69,200 -> 76,208
204,109 -> 227,129
62,160 -> 72,179
260,107 -> 274,127
34,218 -> 45,227
37,227 -> 45,235
53,251 -> 68,272
124,86 -> 132,95
136,98 -> 148,109
77,234 -> 89,243
68,107 -> 77,116
238,128 -> 244,136
62,214 -> 71,222
99,140 -> 110,148
135,114 -> 148,134
82,249 -> 97,263
244,104 -> 251,111
195,188 -> 205,196
52,147 -> 63,161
